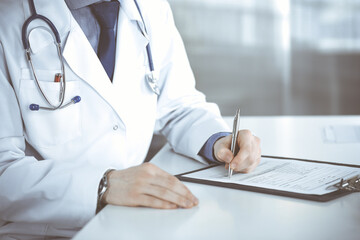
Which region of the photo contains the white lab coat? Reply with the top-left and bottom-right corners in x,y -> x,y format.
0,0 -> 229,238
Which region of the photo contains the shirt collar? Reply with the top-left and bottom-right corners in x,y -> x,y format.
65,0 -> 111,10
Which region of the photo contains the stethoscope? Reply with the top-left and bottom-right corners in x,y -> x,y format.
134,0 -> 160,96
22,0 -> 159,112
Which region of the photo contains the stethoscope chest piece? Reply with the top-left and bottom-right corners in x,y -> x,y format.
146,73 -> 160,96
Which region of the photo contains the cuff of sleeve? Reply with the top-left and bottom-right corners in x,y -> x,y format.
198,132 -> 231,163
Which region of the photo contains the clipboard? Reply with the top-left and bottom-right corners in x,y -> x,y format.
176,157 -> 360,202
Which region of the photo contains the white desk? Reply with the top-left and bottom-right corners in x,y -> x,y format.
73,116 -> 360,240
236,115 -> 360,166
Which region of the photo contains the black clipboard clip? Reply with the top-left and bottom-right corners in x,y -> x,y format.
333,175 -> 360,192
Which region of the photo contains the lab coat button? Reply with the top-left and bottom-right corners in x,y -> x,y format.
113,125 -> 119,130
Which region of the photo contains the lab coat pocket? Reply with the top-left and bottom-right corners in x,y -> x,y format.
19,69 -> 82,147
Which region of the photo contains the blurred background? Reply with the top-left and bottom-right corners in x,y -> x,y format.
168,0 -> 360,116
146,0 -> 360,160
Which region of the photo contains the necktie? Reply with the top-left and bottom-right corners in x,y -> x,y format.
91,1 -> 120,81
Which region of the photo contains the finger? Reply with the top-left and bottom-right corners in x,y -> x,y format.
216,148 -> 233,164
216,134 -> 232,148
244,144 -> 262,172
214,136 -> 233,163
240,136 -> 261,173
237,129 -> 253,148
230,147 -> 252,172
230,130 -> 261,172
141,184 -> 196,208
225,163 -> 230,170
150,174 -> 198,205
255,135 -> 261,146
142,164 -> 198,204
133,194 -> 178,209
240,156 -> 261,173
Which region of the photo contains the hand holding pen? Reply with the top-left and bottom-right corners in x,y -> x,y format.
213,108 -> 262,176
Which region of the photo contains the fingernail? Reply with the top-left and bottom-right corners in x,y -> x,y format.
169,203 -> 178,209
192,196 -> 199,205
230,162 -> 236,169
186,200 -> 193,208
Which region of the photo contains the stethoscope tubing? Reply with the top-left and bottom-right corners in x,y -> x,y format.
22,14 -> 61,51
134,0 -> 160,95
23,0 -> 158,112
134,0 -> 154,72
27,42 -> 67,110
23,0 -> 76,111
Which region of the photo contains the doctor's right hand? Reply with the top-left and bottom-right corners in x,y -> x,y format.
102,163 -> 199,209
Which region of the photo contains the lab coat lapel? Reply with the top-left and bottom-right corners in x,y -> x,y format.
63,1 -> 148,123
118,0 -> 147,32
62,24 -> 120,114
112,0 -> 149,85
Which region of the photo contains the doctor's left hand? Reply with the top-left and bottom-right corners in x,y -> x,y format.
213,129 -> 261,173
102,163 -> 199,209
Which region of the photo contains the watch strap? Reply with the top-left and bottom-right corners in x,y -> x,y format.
96,169 -> 115,214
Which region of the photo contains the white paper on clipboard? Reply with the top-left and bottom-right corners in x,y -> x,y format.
182,157 -> 360,195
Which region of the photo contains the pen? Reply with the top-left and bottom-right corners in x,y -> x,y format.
54,73 -> 63,102
228,108 -> 240,179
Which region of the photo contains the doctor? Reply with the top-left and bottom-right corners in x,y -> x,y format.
0,0 -> 261,238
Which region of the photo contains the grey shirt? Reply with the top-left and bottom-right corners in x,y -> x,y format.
65,0 -> 114,53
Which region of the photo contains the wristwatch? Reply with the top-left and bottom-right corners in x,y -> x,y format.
96,169 -> 115,213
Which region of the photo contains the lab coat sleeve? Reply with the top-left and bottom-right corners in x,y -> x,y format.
0,43 -> 104,227
153,2 -> 230,163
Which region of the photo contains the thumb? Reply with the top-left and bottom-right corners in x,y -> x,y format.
215,147 -> 233,163
213,135 -> 233,163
